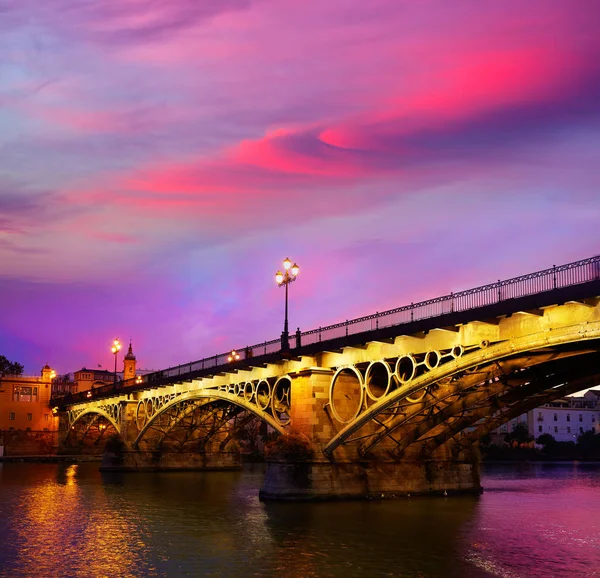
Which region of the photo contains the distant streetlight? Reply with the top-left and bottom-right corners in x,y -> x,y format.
228,350 -> 240,363
111,339 -> 121,385
275,257 -> 300,351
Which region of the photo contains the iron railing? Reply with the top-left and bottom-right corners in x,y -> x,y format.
59,254 -> 600,401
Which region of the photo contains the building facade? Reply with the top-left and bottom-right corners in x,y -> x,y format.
493,390 -> 600,443
0,365 -> 58,437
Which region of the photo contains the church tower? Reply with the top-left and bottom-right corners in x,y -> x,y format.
123,342 -> 137,382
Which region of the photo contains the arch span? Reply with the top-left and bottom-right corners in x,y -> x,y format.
132,389 -> 288,449
324,321 -> 600,457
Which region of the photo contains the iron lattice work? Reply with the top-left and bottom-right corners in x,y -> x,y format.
68,402 -> 122,432
132,376 -> 293,448
63,411 -> 117,449
134,399 -> 251,452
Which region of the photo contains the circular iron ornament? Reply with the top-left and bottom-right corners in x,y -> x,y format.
364,360 -> 392,401
425,350 -> 441,370
329,366 -> 364,424
255,380 -> 271,411
395,355 -> 417,384
244,382 -> 255,402
271,376 -> 292,426
451,345 -> 464,358
135,400 -> 147,430
145,398 -> 154,418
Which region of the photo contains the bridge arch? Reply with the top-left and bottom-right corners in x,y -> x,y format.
132,388 -> 289,449
68,407 -> 121,434
324,320 -> 600,457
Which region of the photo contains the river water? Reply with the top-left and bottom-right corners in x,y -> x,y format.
0,462 -> 598,577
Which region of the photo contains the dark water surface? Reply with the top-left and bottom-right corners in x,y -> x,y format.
0,462 -> 598,577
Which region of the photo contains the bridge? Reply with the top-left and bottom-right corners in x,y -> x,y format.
54,255 -> 600,499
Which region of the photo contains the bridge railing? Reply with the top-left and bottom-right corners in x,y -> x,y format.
57,255 -> 600,403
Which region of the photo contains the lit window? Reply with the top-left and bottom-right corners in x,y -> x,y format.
13,386 -> 38,402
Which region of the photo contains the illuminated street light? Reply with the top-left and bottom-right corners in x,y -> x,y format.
275,257 -> 300,351
111,338 -> 122,386
228,350 -> 240,363
136,375 -> 143,384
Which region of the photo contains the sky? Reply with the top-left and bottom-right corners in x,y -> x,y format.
1,0 -> 599,376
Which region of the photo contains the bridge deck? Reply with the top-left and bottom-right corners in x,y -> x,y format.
56,262 -> 600,408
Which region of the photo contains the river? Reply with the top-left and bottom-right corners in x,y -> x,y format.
0,462 -> 598,577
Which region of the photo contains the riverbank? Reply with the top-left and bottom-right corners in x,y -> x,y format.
0,454 -> 102,463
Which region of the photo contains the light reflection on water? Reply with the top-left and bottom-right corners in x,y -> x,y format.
0,462 -> 598,577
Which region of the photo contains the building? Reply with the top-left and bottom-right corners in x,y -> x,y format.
71,368 -> 118,394
0,364 -> 58,434
492,390 -> 600,443
70,342 -> 139,394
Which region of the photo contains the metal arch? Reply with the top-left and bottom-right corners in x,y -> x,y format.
355,349 -> 573,457
138,398 -> 220,449
323,321 -> 600,457
421,368 -> 600,456
132,389 -> 288,448
67,406 -> 121,433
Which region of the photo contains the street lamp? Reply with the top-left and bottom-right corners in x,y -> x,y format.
111,338 -> 121,385
275,257 -> 300,351
228,350 -> 240,362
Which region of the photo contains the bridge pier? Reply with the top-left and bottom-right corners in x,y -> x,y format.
260,368 -> 482,499
100,449 -> 241,471
260,459 -> 481,500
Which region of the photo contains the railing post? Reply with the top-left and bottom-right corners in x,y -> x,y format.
410,303 -> 414,322
497,280 -> 501,302
319,327 -> 322,342
264,341 -> 267,355
450,292 -> 454,313
345,320 -> 349,337
553,265 -> 557,289
376,312 -> 379,330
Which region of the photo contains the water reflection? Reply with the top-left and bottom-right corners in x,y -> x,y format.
0,462 -> 598,577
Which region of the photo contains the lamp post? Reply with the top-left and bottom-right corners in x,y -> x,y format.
111,338 -> 121,385
275,257 -> 299,351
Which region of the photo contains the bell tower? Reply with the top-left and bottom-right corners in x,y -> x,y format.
123,342 -> 137,382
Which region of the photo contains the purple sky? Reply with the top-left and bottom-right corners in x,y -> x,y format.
1,1 -> 599,375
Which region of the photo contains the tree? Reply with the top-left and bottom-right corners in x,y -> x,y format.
0,355 -> 24,377
505,422 -> 533,446
577,430 -> 600,460
536,433 -> 557,448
